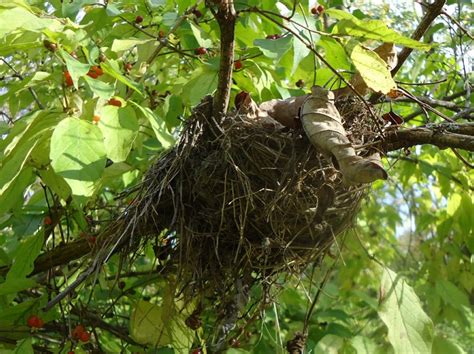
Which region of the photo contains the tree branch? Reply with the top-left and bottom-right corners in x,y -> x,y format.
370,0 -> 446,104
383,123 -> 474,152
211,0 -> 237,116
391,0 -> 446,76
388,95 -> 463,112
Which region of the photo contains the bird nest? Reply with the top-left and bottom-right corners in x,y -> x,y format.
122,94 -> 381,300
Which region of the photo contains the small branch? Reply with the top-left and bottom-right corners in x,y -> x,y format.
391,0 -> 446,76
71,306 -> 141,346
0,57 -> 45,110
125,5 -> 199,100
440,10 -> 474,40
369,0 -> 446,104
389,95 -> 463,112
383,123 -> 474,152
211,0 -> 237,116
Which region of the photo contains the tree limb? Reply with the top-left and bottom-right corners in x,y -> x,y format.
383,123 -> 474,152
212,0 -> 237,116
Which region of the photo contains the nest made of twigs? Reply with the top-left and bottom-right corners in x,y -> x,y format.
120,94 -> 381,300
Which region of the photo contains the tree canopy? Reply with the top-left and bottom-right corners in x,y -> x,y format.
0,0 -> 472,353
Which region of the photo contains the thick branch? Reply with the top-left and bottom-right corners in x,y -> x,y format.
383,124 -> 474,152
212,0 -> 237,116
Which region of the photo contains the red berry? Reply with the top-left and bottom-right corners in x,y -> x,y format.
27,315 -> 44,328
191,349 -> 202,354
68,351 -> 75,354
44,216 -> 52,225
124,62 -> 133,71
387,88 -> 402,99
135,15 -> 143,24
158,30 -> 165,39
107,98 -> 122,107
194,47 -> 207,55
64,71 -> 73,87
92,66 -> 103,76
311,7 -> 318,14
317,5 -> 325,13
87,66 -> 103,78
79,331 -> 91,343
92,115 -> 100,124
234,60 -> 243,70
193,9 -> 202,18
72,325 -> 85,339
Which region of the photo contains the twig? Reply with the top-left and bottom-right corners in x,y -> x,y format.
125,5 -> 199,100
392,0 -> 446,76
387,95 -> 462,112
441,10 -> 474,40
0,57 -> 45,110
451,148 -> 474,169
302,260 -> 335,335
370,0 -> 446,104
43,267 -> 95,311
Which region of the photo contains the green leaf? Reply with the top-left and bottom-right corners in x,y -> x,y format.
97,105 -> 138,162
314,334 -> 344,354
62,0 -> 96,20
254,35 -> 293,60
100,60 -> 143,96
349,43 -> 396,94
0,6 -> 58,37
129,299 -> 193,349
60,49 -> 90,88
432,335 -> 466,354
131,102 -> 175,149
435,279 -> 470,311
111,38 -> 154,53
0,232 -> 44,295
181,67 -> 218,106
326,9 -> 430,50
378,268 -> 434,354
0,168 -> 33,216
84,76 -> 114,99
50,117 -> 106,202
189,22 -> 213,48
318,36 -> 351,70
38,167 -> 72,200
14,337 -> 34,354
291,35 -> 311,76
350,336 -> 379,354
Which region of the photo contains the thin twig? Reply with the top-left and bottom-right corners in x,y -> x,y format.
1,57 -> 45,109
